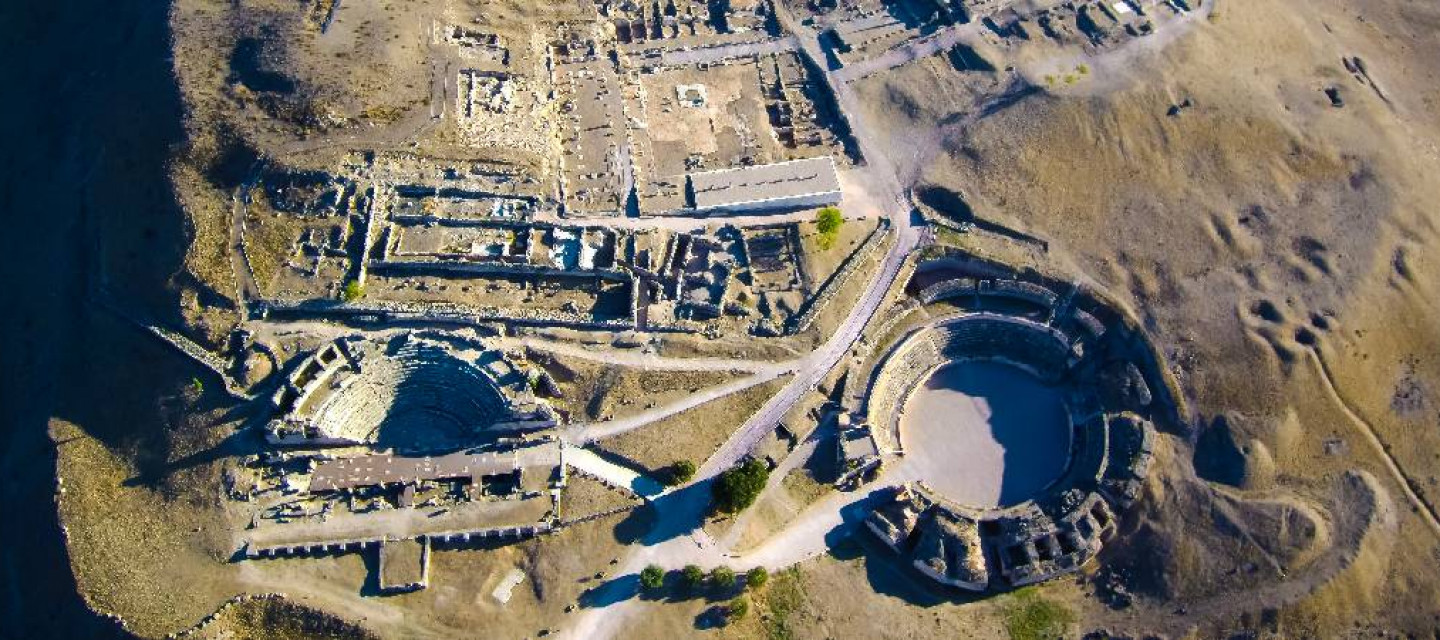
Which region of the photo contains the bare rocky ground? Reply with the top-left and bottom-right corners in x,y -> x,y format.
8,0 -> 1440,638
854,0 -> 1440,636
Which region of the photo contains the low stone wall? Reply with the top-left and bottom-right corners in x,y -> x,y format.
370,259 -> 631,282
258,298 -> 636,332
863,312 -> 1074,432
558,503 -> 639,527
787,218 -> 892,334
168,592 -> 289,639
99,294 -> 254,401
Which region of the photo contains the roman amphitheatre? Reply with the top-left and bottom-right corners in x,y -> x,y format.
8,0 -> 1440,638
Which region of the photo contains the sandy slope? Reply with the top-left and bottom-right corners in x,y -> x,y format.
854,0 -> 1440,634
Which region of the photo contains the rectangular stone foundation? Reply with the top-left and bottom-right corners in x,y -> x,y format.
379,538 -> 430,593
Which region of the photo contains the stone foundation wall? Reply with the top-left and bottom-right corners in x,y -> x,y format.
786,218 -> 891,334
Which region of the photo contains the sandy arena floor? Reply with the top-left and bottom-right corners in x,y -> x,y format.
899,361 -> 1071,507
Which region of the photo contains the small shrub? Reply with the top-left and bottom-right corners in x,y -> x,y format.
815,207 -> 843,251
724,596 -> 749,625
710,566 -> 737,592
816,207 -> 843,234
1002,588 -> 1075,640
665,460 -> 697,486
745,566 -> 769,590
640,564 -> 665,591
341,279 -> 365,302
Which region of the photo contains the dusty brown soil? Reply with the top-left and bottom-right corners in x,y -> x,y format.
595,377 -> 792,475
850,0 -> 1440,635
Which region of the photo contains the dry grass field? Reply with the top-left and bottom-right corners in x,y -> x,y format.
594,377 -> 791,475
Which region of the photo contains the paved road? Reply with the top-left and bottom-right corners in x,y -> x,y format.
563,445 -> 669,498
694,2 -> 921,482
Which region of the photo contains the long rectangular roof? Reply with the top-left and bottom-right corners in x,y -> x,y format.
689,156 -> 841,211
309,443 -> 560,492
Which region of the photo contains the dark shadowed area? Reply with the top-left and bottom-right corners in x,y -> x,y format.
0,1 -> 186,637
899,361 -> 1070,507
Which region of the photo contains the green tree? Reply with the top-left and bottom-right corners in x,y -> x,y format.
640,564 -> 665,591
665,460 -> 697,486
724,596 -> 749,625
341,279 -> 365,302
710,566 -> 737,592
712,458 -> 769,514
815,207 -> 843,250
681,564 -> 706,590
745,566 -> 769,590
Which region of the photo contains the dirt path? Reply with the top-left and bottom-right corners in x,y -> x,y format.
228,159 -> 266,311
563,445 -> 669,498
1309,348 -> 1440,536
568,370 -> 792,443
504,337 -> 793,374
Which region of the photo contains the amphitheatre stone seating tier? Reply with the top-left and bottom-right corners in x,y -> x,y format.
1050,414 -> 1109,496
917,277 -> 978,304
1099,413 -> 1156,508
863,312 -> 1076,433
987,279 -> 1059,308
927,314 -> 1072,380
266,333 -> 558,448
917,277 -> 1060,314
1065,388 -> 1104,423
1069,307 -> 1107,340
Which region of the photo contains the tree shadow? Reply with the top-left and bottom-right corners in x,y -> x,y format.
801,428 -> 840,484
610,479 -> 715,548
578,572 -> 639,608
694,605 -> 729,630
612,502 -> 657,544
